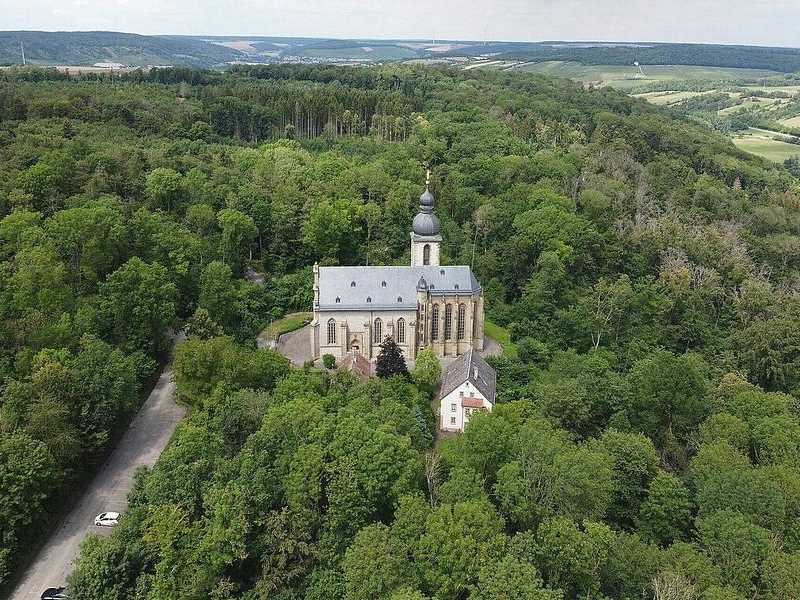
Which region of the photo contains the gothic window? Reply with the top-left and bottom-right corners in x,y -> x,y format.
373,318 -> 382,343
397,318 -> 405,343
423,244 -> 431,265
431,305 -> 439,340
444,304 -> 453,340
327,319 -> 336,345
457,304 -> 466,340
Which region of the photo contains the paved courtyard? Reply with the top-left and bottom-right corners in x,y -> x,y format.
273,324 -> 503,369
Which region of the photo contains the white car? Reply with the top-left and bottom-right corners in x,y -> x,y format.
94,512 -> 120,527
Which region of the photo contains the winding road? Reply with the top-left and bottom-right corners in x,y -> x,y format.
8,366 -> 185,600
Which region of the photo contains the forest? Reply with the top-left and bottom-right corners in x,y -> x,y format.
1,63 -> 800,599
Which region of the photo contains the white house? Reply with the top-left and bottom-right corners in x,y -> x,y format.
439,349 -> 497,432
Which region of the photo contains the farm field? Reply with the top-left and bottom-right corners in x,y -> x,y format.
510,61 -> 781,88
633,90 -> 719,105
779,114 -> 800,128
732,130 -> 800,162
298,45 -> 417,60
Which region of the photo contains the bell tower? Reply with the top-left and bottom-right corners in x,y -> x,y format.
411,169 -> 442,267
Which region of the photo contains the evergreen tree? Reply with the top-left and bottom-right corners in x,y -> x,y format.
375,336 -> 408,378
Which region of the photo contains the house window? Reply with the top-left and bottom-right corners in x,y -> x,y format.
423,244 -> 431,265
451,403 -> 456,412
444,304 -> 452,340
397,318 -> 405,343
431,305 -> 439,340
450,417 -> 456,425
457,304 -> 466,340
459,391 -> 464,398
327,319 -> 336,345
373,318 -> 382,343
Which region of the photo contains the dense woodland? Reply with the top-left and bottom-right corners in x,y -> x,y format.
2,64 -> 800,598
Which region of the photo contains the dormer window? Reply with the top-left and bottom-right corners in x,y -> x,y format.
350,281 -> 356,287
381,281 -> 387,287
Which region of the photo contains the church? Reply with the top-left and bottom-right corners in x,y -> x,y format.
310,181 -> 485,362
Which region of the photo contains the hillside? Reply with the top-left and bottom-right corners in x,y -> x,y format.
0,31 -> 244,67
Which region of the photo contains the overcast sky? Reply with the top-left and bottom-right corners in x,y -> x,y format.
2,0 -> 799,48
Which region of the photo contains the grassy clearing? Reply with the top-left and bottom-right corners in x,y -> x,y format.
260,312 -> 312,344
732,132 -> 800,162
634,90 -> 716,106
484,320 -> 518,360
779,115 -> 800,128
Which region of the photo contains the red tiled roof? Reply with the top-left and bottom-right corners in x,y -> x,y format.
461,396 -> 484,408
336,352 -> 372,380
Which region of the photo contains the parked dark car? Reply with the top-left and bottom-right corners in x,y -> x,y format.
41,587 -> 68,600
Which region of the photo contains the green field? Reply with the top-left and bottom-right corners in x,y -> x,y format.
514,61 -> 782,89
634,90 -> 717,106
732,132 -> 800,162
484,320 -> 518,360
298,45 -> 417,60
780,115 -> 800,128
259,312 -> 312,344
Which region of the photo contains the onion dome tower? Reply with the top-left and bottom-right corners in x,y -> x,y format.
410,169 -> 442,266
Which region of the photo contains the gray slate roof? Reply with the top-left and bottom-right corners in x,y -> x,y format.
439,349 -> 497,404
318,265 -> 481,311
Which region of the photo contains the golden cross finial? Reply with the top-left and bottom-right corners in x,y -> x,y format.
425,168 -> 431,189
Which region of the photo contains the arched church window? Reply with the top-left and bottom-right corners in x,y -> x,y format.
366,297 -> 372,303
335,297 -> 341,303
397,318 -> 405,343
381,281 -> 387,287
440,269 -> 445,275
454,284 -> 459,290
351,281 -> 356,287
423,244 -> 431,265
444,304 -> 453,340
327,319 -> 336,345
431,305 -> 439,340
373,318 -> 382,343
397,296 -> 402,302
457,304 -> 466,340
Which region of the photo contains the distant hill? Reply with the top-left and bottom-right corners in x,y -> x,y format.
2,31 -> 800,74
0,31 -> 244,67
444,41 -> 800,73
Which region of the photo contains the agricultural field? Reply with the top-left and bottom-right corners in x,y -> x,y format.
297,45 -> 418,60
732,129 -> 800,162
510,61 -> 781,89
633,90 -> 720,106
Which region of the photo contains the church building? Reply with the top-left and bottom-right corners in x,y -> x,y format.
310,181 -> 485,362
